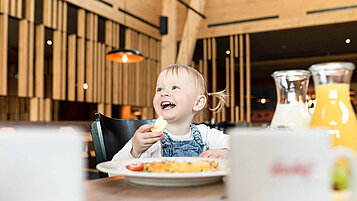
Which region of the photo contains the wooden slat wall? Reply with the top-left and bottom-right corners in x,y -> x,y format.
1,0 -> 162,121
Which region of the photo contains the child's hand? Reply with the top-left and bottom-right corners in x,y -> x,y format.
199,148 -> 229,159
130,124 -> 164,158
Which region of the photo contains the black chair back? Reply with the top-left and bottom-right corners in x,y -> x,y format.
90,113 -> 155,178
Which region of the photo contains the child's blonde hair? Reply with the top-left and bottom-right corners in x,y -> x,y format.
163,64 -> 227,112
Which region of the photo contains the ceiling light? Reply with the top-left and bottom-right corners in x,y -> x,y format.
46,40 -> 52,46
226,50 -> 231,55
106,49 -> 144,63
345,38 -> 351,44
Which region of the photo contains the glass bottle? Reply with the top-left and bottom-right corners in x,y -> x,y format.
270,70 -> 311,129
309,62 -> 357,153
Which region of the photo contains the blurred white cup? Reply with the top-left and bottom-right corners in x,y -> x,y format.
228,128 -> 357,201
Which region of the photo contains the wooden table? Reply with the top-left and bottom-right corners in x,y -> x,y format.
86,176 -> 227,201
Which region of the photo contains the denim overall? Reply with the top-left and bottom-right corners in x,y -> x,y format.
161,124 -> 206,157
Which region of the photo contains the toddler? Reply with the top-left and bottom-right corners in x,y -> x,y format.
112,64 -> 229,160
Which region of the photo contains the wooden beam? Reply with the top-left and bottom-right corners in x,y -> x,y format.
35,24 -> 44,98
161,0 -> 177,69
239,34 -> 244,121
245,34 -> 251,123
176,0 -> 206,65
0,14 -> 8,95
67,34 -> 76,101
18,19 -> 29,97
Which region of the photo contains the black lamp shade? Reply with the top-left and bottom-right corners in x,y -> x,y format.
106,49 -> 144,63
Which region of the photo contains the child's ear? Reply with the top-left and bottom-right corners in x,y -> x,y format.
193,95 -> 207,112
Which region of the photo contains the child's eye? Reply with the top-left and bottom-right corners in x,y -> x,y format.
172,86 -> 180,90
156,88 -> 163,92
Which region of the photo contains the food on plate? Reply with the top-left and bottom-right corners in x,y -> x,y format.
151,116 -> 167,132
125,160 -> 219,173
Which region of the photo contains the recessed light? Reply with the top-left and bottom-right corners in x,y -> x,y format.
345,38 -> 351,44
83,83 -> 89,90
226,50 -> 231,55
46,40 -> 52,45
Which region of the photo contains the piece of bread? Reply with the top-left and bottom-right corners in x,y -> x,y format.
151,116 -> 167,132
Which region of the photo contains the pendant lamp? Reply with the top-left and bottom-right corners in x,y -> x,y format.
106,49 -> 144,63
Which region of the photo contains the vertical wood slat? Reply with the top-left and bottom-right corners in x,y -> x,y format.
198,59 -> 204,122
230,35 -> 235,122
44,98 -> 51,121
9,0 -> 15,16
105,46 -> 112,104
207,38 -> 211,60
146,59 -> 151,106
29,97 -> 38,121
86,12 -> 93,40
62,2 -> 67,32
0,0 -> 9,14
234,35 -> 238,58
25,0 -> 35,21
94,15 -> 98,42
43,0 -> 52,27
52,0 -> 57,29
105,20 -> 112,46
57,0 -> 62,31
0,14 -> 8,95
112,61 -> 119,104
35,24 -> 44,98
100,44 -> 105,103
67,34 -> 76,101
61,32 -> 67,100
118,63 -> 123,105
96,43 -> 102,103
77,9 -> 85,37
28,22 -> 34,97
136,34 -> 143,106
52,30 -> 61,100
225,56 -> 230,106
39,97 -> 44,121
93,41 -> 98,103
16,0 -> 22,18
235,106 -> 239,122
77,37 -> 85,102
246,34 -> 251,123
85,40 -> 94,102
18,19 -> 29,97
212,38 -> 217,120
239,34 -> 244,121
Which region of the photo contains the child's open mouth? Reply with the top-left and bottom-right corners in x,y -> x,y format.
161,101 -> 176,110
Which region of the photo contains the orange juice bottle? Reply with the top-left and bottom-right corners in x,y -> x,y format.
309,62 -> 357,154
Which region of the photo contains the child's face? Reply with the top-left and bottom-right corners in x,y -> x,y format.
153,69 -> 202,123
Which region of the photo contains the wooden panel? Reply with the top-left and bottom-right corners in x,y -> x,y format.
96,42 -> 103,103
86,12 -> 94,40
0,14 -> 8,95
77,9 -> 85,37
16,0 -> 22,18
18,20 -> 29,97
52,0 -> 57,29
239,34 -> 244,121
229,35 -> 235,122
234,35 -> 238,58
105,46 -> 112,104
67,34 -> 76,101
85,40 -> 94,102
161,0 -> 177,68
149,38 -> 156,60
142,34 -> 149,60
0,0 -> 9,14
28,22 -> 34,97
94,14 -> 98,42
118,63 -> 123,105
62,1 -> 67,32
77,37 -> 85,102
245,34 -> 251,123
25,0 -> 35,21
225,56 -> 230,106
29,97 -> 39,121
100,43 -> 105,103
176,0 -> 206,65
44,98 -> 51,121
35,24 -> 44,98
9,0 -> 15,16
105,20 -> 112,46
43,0 -> 52,27
212,38 -> 217,119
207,38 -> 211,60
52,30 -> 61,100
61,31 -> 67,100
57,0 -> 62,30
112,61 -> 119,104
93,40 -> 98,102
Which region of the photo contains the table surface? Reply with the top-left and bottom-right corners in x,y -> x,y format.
86,175 -> 227,201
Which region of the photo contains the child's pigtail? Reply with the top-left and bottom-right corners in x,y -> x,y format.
207,89 -> 227,112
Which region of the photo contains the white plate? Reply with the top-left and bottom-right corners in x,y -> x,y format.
96,157 -> 229,187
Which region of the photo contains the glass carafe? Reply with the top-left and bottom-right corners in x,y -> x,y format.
270,70 -> 311,129
309,62 -> 357,153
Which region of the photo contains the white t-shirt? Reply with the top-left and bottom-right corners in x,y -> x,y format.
111,124 -> 230,161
